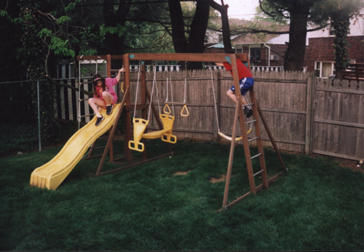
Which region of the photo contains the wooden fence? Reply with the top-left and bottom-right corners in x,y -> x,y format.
312,78 -> 364,160
55,70 -> 364,161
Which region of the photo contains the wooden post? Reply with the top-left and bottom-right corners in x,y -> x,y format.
141,63 -> 147,160
305,73 -> 314,155
107,54 -> 111,77
213,71 -> 220,141
106,54 -> 114,161
96,87 -> 130,176
123,54 -> 132,163
222,97 -> 240,207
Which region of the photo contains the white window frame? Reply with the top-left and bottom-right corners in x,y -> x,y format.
314,61 -> 335,78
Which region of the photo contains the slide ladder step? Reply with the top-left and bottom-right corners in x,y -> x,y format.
253,169 -> 265,177
251,153 -> 262,160
248,136 -> 260,143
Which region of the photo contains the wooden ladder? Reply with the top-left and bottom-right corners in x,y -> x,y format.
222,85 -> 286,209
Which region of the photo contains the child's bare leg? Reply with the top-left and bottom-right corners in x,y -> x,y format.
102,91 -> 113,106
227,90 -> 247,106
88,97 -> 106,117
102,92 -> 115,115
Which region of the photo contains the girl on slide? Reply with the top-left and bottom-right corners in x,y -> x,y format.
88,68 -> 125,126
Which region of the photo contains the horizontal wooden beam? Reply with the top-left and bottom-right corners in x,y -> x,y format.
77,55 -> 108,60
77,53 -> 248,63
77,55 -> 124,60
128,53 -> 248,63
314,118 -> 364,129
313,150 -> 362,161
315,87 -> 364,95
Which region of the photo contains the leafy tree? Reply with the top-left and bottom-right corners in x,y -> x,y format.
258,0 -> 321,71
101,0 -> 131,57
209,0 -> 232,53
167,0 -> 211,69
257,0 -> 363,72
312,0 -> 364,79
0,0 -> 23,81
124,1 -> 174,53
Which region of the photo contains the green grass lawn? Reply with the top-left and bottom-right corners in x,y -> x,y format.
1,139 -> 363,250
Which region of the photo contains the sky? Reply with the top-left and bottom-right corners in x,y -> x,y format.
221,0 -> 260,20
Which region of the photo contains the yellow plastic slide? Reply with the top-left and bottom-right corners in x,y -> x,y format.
30,103 -> 122,190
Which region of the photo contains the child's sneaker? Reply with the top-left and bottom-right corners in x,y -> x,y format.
95,115 -> 104,126
244,106 -> 249,116
106,105 -> 113,115
246,108 -> 253,118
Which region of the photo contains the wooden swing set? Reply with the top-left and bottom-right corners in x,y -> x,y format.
76,53 -> 286,209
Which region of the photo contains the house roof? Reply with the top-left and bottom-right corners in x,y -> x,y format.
230,20 -> 290,45
208,43 -> 235,49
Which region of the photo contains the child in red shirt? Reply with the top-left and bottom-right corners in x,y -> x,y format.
216,59 -> 254,118
88,68 -> 124,126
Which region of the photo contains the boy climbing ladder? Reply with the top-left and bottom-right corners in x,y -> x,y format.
216,59 -> 254,118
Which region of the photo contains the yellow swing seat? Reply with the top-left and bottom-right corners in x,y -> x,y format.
128,118 -> 149,152
218,128 -> 252,142
142,114 -> 177,144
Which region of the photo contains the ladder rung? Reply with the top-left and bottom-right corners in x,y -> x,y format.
253,169 -> 264,177
78,81 -> 92,85
248,137 -> 260,143
251,153 -> 262,160
78,114 -> 94,118
242,103 -> 254,108
93,145 -> 107,150
98,136 -> 109,140
246,120 -> 257,125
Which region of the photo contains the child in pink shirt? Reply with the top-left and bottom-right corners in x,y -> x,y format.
88,68 -> 124,126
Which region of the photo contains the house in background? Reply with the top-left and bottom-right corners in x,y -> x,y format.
304,9 -> 364,78
204,19 -> 289,70
206,9 -> 364,77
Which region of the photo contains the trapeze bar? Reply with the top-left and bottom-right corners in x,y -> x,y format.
251,153 -> 262,160
164,102 -> 186,105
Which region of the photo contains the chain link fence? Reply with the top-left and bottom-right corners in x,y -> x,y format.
1,78 -> 97,157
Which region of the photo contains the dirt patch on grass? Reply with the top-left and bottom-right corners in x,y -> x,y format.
210,174 -> 227,183
173,170 -> 191,176
308,154 -> 364,173
335,158 -> 364,173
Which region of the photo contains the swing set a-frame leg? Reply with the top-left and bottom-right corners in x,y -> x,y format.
221,87 -> 287,209
221,55 -> 285,209
96,86 -> 130,176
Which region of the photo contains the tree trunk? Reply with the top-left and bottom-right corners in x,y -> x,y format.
284,10 -> 309,71
188,0 -> 210,69
102,0 -> 131,58
168,0 -> 188,53
168,0 -> 188,69
209,0 -> 232,53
